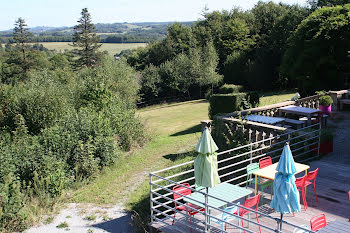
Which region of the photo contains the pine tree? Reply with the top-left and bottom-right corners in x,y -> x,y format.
13,18 -> 32,73
72,8 -> 101,68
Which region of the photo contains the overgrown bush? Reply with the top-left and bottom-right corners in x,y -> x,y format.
0,55 -> 146,230
218,84 -> 244,94
208,92 -> 260,119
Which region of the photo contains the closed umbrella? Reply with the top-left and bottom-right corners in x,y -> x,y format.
194,127 -> 220,231
270,142 -> 301,231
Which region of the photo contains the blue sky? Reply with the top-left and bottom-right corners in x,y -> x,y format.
0,0 -> 307,30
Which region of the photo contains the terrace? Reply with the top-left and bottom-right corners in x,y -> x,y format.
149,90 -> 350,233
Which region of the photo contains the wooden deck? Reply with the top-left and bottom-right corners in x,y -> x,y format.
150,112 -> 350,232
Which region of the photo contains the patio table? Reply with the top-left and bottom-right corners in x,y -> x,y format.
183,182 -> 252,209
278,106 -> 320,126
252,162 -> 310,195
244,115 -> 285,126
317,220 -> 350,233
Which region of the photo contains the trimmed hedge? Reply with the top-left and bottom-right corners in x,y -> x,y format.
218,84 -> 244,94
209,92 -> 260,119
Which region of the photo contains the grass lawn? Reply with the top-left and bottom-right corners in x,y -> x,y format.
69,91 -> 298,231
29,42 -> 147,55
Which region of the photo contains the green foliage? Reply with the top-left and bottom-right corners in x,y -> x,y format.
209,92 -> 260,119
320,128 -> 334,143
319,95 -> 333,106
0,52 -> 145,229
72,8 -> 102,68
218,84 -> 244,94
0,173 -> 28,232
281,4 -> 350,94
208,93 -> 246,119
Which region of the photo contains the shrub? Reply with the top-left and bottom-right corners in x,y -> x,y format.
209,92 -> 260,119
209,93 -> 246,119
218,84 -> 244,94
319,95 -> 333,106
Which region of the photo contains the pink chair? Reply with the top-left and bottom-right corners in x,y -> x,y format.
310,213 -> 327,231
259,156 -> 272,169
295,175 -> 308,210
305,168 -> 319,202
236,193 -> 262,233
172,183 -> 204,233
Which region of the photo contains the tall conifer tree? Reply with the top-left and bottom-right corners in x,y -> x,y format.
72,8 -> 101,68
13,18 -> 32,73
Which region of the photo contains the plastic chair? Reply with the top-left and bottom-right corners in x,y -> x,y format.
348,191 -> 350,222
310,213 -> 327,231
172,183 -> 204,233
236,193 -> 262,233
246,163 -> 273,205
259,156 -> 272,169
305,168 -> 319,202
295,175 -> 308,210
212,202 -> 241,233
292,224 -> 310,233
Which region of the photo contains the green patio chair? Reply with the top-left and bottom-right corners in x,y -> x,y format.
246,163 -> 273,206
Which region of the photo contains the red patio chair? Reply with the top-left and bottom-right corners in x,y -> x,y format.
259,156 -> 272,169
310,213 -> 327,231
305,168 -> 319,202
295,175 -> 308,210
172,183 -> 204,233
235,193 -> 262,233
348,191 -> 350,222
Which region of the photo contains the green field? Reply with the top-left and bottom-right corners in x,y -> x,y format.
30,42 -> 147,55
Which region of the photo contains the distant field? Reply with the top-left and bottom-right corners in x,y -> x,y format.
30,42 -> 147,55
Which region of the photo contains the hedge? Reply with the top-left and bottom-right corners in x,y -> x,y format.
209,92 -> 260,119
218,84 -> 244,94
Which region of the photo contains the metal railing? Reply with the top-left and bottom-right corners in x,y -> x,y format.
149,123 -> 321,233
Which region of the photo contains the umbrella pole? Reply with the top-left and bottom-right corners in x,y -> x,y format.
279,213 -> 283,232
205,187 -> 209,232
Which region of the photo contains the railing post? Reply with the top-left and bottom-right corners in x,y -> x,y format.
317,123 -> 321,157
250,143 -> 253,163
150,174 -> 153,225
205,188 -> 209,232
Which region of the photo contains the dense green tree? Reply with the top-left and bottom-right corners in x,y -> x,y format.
72,8 -> 101,68
281,4 -> 350,94
13,18 -> 32,74
308,0 -> 350,9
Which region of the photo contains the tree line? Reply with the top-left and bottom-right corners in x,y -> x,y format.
126,0 -> 350,104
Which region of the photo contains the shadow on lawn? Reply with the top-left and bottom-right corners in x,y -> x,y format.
170,124 -> 201,137
163,151 -> 197,162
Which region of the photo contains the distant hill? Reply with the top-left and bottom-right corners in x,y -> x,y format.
0,21 -> 194,43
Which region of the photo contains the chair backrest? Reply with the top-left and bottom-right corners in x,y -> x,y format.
306,168 -> 319,182
310,213 -> 327,231
259,156 -> 272,169
295,174 -> 306,188
173,183 -> 191,208
247,163 -> 260,175
348,191 -> 350,206
239,193 -> 260,216
222,202 -> 240,221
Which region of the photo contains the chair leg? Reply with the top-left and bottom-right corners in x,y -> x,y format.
313,182 -> 318,202
241,219 -> 246,233
190,216 -> 192,233
172,211 -> 176,225
256,213 -> 262,233
302,188 -> 307,210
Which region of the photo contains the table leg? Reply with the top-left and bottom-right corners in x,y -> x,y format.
307,114 -> 311,126
304,170 -> 307,198
255,176 -> 258,195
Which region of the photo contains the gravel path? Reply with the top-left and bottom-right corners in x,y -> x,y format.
25,203 -> 133,233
